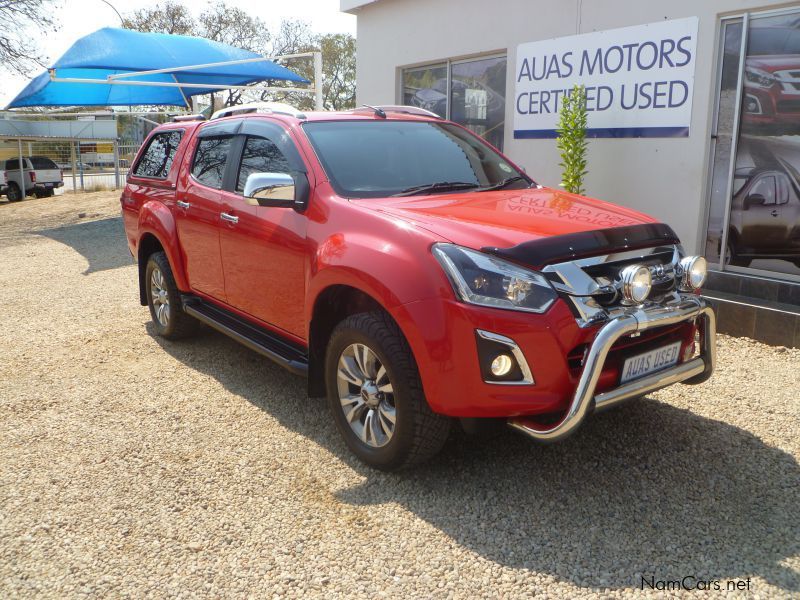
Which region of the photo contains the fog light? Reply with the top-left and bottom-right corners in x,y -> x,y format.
679,256 -> 707,290
490,354 -> 514,377
620,264 -> 652,304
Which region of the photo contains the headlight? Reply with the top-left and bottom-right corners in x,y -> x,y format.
679,256 -> 707,290
432,243 -> 557,313
620,264 -> 652,304
745,67 -> 777,88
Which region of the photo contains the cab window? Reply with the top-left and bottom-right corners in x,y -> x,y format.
236,136 -> 292,193
133,130 -> 183,179
191,136 -> 234,189
749,175 -> 777,205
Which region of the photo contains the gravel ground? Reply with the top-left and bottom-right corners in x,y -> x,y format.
1,192 -> 798,599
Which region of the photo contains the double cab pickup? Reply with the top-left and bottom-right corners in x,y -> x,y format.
121,103 -> 716,470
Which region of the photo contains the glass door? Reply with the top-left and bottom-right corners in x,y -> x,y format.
706,8 -> 800,281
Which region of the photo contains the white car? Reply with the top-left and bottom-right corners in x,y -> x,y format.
3,156 -> 64,201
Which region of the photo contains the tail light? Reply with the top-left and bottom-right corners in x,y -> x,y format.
60,169 -> 63,179
30,171 -> 36,183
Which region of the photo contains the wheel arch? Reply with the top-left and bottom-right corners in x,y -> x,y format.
136,200 -> 189,305
137,233 -> 165,305
307,284 -> 400,397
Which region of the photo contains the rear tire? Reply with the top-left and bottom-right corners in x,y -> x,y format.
145,251 -> 199,340
6,183 -> 22,202
325,311 -> 450,470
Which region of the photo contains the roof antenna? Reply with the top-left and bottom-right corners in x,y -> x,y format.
361,104 -> 387,119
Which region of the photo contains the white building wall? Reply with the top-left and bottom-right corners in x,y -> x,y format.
348,0 -> 798,254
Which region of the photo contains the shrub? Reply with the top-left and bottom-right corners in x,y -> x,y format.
556,84 -> 589,195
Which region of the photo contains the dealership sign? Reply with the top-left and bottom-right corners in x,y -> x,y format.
514,17 -> 699,139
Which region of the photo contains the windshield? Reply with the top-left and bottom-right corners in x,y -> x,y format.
302,120 -> 531,198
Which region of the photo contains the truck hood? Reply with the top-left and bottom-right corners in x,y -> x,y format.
350,187 -> 658,250
746,55 -> 800,72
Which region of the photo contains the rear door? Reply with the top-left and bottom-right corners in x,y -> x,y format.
175,126 -> 238,302
218,120 -> 309,338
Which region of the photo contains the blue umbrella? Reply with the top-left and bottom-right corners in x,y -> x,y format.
7,27 -> 310,108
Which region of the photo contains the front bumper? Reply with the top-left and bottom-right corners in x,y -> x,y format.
508,296 -> 715,443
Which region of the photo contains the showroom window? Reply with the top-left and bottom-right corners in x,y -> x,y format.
401,55 -> 507,150
704,7 -> 800,281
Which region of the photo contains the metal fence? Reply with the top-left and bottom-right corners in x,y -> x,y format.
0,111 -> 178,195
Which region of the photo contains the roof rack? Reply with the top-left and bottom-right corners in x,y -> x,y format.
172,114 -> 206,122
354,105 -> 442,119
210,102 -> 307,121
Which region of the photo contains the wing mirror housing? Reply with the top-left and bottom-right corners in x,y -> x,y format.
743,193 -> 766,210
244,171 -> 310,211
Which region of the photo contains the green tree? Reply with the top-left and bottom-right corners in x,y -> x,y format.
556,84 -> 588,195
121,1 -> 194,35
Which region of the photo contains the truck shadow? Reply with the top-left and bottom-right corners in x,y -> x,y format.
149,324 -> 800,593
35,216 -> 131,274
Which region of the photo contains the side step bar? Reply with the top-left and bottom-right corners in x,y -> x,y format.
182,296 -> 308,377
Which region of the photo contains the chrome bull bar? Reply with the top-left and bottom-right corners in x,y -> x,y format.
508,296 -> 716,443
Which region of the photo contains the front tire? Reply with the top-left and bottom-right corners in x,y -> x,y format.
325,311 -> 450,470
145,251 -> 198,340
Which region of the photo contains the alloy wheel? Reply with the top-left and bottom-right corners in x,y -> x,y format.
336,343 -> 396,447
150,266 -> 170,327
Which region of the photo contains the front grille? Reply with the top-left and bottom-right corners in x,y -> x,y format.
542,245 -> 682,326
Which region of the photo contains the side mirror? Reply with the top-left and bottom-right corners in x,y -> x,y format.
244,172 -> 296,207
743,193 -> 766,210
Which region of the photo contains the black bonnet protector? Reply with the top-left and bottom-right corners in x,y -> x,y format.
481,223 -> 680,269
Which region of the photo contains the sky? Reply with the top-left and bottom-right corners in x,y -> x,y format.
1,0 -> 356,106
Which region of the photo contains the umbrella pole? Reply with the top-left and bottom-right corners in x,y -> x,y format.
172,75 -> 190,110
17,139 -> 25,198
70,143 -> 77,194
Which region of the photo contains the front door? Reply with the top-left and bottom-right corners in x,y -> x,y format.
175,134 -> 236,302
737,173 -> 786,249
219,134 -> 307,339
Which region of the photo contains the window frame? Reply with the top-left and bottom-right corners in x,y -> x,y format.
189,134 -> 238,192
233,134 -> 294,195
399,52 -> 507,147
131,129 -> 184,181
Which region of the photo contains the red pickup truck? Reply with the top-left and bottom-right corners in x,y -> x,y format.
121,103 -> 716,470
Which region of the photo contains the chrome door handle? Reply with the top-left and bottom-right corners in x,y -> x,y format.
176,200 -> 190,209
220,212 -> 239,224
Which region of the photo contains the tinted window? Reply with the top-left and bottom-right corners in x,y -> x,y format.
29,157 -> 58,169
749,175 -> 777,205
5,158 -> 29,170
192,136 -> 234,189
402,64 -> 448,118
303,120 -> 528,198
133,130 -> 183,179
236,136 -> 291,193
450,56 -> 507,150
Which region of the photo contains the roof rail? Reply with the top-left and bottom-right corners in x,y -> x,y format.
371,105 -> 443,119
172,114 -> 206,122
210,102 -> 307,121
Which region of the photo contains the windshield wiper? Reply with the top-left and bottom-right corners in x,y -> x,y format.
392,181 -> 480,197
477,176 -> 531,192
